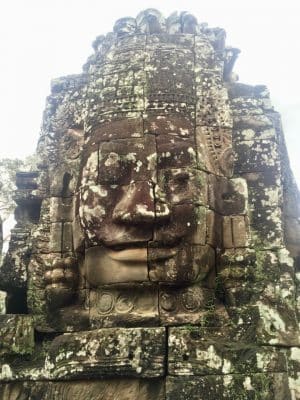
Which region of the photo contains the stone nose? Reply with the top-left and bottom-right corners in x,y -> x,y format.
112,181 -> 155,224
112,181 -> 171,225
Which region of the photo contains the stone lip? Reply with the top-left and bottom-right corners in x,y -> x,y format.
106,247 -> 148,262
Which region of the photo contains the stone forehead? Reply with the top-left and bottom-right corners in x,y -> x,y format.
81,12 -> 233,176
84,11 -> 220,141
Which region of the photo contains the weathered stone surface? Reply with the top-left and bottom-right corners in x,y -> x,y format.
159,286 -> 216,325
0,315 -> 34,356
89,284 -> 159,328
0,291 -> 6,314
208,175 -> 248,215
234,139 -> 280,175
0,226 -> 32,291
85,245 -> 149,285
228,304 -> 300,346
0,7 -> 299,400
0,379 -> 165,400
46,327 -> 166,379
157,168 -> 208,206
196,126 -> 233,176
149,243 -> 215,284
168,327 -> 287,376
166,374 -> 293,400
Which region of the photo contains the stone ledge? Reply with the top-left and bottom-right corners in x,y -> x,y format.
168,327 -> 287,376
166,373 -> 295,400
46,327 -> 166,379
0,379 -> 165,400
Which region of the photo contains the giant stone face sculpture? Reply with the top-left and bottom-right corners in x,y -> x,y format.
0,9 -> 299,400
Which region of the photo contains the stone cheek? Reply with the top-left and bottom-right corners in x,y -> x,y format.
0,8 -> 299,400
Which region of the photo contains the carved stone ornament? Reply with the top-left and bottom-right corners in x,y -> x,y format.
0,9 -> 299,400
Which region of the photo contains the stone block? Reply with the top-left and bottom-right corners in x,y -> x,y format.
49,223 -> 62,253
0,315 -> 34,356
191,206 -> 207,245
46,327 -> 166,379
143,112 -> 194,137
148,33 -> 195,48
153,203 -> 200,245
234,139 -> 280,175
98,135 -> 156,183
234,127 -> 276,142
249,206 -> 284,249
31,223 -> 51,254
0,227 -> 31,289
232,114 -> 273,130
166,373 -> 292,400
72,214 -> 84,252
156,135 -> 197,169
242,172 -> 282,210
208,175 -> 248,215
168,326 -> 287,376
285,216 -> 300,258
49,197 -> 73,222
222,215 -> 250,248
222,216 -> 233,248
286,347 -> 300,400
49,164 -> 79,197
28,287 -> 89,333
27,253 -> 52,290
232,215 -> 250,247
62,222 -> 73,252
89,116 -> 144,142
228,83 -> 270,99
149,244 -> 215,284
145,48 -> 194,97
157,168 -> 208,206
196,88 -> 233,129
206,210 -> 222,247
0,291 -> 6,314
0,379 -> 165,400
196,126 -> 233,177
159,285 -> 216,325
85,245 -> 149,285
228,305 -> 300,346
89,284 -> 159,328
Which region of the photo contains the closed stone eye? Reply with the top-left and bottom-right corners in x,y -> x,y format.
98,153 -> 129,184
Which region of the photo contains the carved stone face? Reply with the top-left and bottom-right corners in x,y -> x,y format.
78,115 -> 214,288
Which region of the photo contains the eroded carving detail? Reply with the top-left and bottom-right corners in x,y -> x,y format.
0,8 -> 299,400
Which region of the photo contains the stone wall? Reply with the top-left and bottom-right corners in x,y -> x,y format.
0,9 -> 299,400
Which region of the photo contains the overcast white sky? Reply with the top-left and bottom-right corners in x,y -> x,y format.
0,0 -> 299,186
